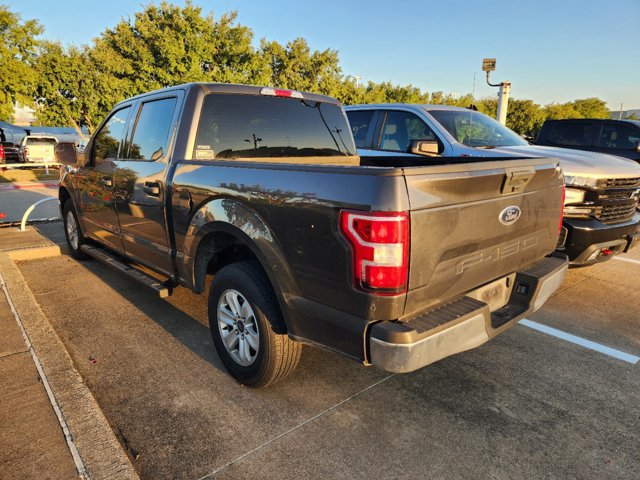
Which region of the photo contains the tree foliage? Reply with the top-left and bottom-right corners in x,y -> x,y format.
0,2 -> 619,141
0,7 -> 42,121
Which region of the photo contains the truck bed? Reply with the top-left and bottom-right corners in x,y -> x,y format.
172,155 -> 563,324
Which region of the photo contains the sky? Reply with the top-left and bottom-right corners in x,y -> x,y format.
6,0 -> 640,110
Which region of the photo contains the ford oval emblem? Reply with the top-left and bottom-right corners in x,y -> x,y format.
499,206 -> 521,225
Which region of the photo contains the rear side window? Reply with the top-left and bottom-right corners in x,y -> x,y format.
597,124 -> 640,150
548,122 -> 594,147
193,94 -> 355,159
128,97 -> 177,161
346,110 -> 375,148
93,106 -> 131,164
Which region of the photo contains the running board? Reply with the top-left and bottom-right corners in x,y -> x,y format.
80,244 -> 173,298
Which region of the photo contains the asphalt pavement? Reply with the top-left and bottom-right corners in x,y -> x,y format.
12,226 -> 640,480
0,184 -> 59,222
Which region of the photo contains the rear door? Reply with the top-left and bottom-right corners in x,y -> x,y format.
114,93 -> 182,275
77,105 -> 133,253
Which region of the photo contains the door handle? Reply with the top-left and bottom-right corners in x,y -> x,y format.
143,181 -> 161,197
100,177 -> 113,188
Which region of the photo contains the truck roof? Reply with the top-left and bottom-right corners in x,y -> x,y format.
543,118 -> 640,128
117,82 -> 341,108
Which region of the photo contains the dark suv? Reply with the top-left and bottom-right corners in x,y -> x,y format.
536,119 -> 640,162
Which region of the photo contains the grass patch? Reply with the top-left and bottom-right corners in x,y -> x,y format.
0,168 -> 60,183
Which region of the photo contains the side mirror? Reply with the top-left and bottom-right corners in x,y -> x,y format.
410,140 -> 440,156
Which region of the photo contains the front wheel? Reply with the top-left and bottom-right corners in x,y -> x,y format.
208,261 -> 302,388
63,200 -> 88,260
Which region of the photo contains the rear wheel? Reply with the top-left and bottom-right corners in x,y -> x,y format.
208,261 -> 302,387
63,200 -> 88,260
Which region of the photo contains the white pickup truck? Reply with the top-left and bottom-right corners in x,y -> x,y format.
20,135 -> 58,163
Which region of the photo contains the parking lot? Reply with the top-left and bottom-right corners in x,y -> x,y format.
7,223 -> 639,479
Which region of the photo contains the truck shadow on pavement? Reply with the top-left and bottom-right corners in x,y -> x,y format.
76,259 -> 228,373
70,250 -> 391,394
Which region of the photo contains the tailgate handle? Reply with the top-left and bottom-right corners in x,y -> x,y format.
502,167 -> 535,195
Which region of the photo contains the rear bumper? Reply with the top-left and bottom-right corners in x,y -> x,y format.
560,213 -> 640,266
369,254 -> 568,373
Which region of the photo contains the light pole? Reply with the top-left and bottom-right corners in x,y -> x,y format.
482,58 -> 511,125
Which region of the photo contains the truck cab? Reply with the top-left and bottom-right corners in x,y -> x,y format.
536,118 -> 640,162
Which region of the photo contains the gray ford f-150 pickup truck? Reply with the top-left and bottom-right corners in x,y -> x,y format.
60,83 -> 567,387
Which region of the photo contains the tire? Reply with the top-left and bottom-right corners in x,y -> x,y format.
208,261 -> 302,388
63,200 -> 89,260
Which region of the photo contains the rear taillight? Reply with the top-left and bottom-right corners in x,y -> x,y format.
24,147 -> 29,158
559,184 -> 566,233
0,144 -> 5,161
340,210 -> 409,295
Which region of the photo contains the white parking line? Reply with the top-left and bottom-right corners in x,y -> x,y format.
613,257 -> 640,266
519,319 -> 639,365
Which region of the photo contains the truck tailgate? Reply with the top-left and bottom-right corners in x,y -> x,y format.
26,145 -> 55,161
403,157 -> 563,318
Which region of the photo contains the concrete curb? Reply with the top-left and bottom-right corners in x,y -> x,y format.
7,245 -> 67,261
0,252 -> 139,480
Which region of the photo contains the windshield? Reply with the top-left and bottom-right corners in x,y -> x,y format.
428,109 -> 528,148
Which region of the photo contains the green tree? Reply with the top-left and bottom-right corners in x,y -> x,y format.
0,7 -> 41,121
504,98 -> 545,137
33,42 -> 104,139
571,97 -> 610,118
260,37 -> 343,97
91,2 -> 268,97
543,102 -> 581,120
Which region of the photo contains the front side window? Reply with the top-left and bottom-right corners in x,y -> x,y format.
193,94 -> 355,159
93,107 -> 131,164
548,122 -> 594,147
428,109 -> 528,148
597,124 -> 639,150
378,111 -> 438,152
346,110 -> 375,148
128,97 -> 177,160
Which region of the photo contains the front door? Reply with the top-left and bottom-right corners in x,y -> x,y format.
78,105 -> 132,253
114,95 -> 180,275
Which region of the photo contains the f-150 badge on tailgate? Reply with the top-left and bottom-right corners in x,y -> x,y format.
499,206 -> 522,225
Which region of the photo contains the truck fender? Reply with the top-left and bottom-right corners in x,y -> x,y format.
179,198 -> 298,328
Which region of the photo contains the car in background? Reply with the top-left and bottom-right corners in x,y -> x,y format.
536,119 -> 640,162
0,124 -> 23,164
20,135 -> 58,163
345,104 -> 640,266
